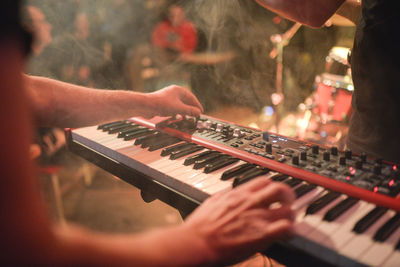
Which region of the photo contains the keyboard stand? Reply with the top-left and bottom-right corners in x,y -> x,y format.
66,131 -> 201,218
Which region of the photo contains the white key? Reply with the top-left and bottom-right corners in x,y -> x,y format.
338,210 -> 395,266
289,194 -> 346,255
359,214 -> 400,266
382,250 -> 400,267
292,186 -> 325,211
317,201 -> 375,265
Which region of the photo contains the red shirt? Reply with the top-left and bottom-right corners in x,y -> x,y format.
151,20 -> 197,54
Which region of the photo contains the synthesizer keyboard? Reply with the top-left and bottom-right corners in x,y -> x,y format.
66,115 -> 400,267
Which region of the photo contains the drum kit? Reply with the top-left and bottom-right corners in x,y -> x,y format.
269,14 -> 355,148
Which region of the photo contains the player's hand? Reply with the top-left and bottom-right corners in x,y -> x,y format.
182,178 -> 296,266
144,85 -> 203,118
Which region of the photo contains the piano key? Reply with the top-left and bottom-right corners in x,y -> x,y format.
191,162 -> 249,189
295,183 -> 317,199
382,250 -> 400,267
142,134 -> 172,149
323,197 -> 359,222
161,142 -> 192,156
359,217 -> 400,266
107,123 -> 133,134
353,207 -> 388,234
374,213 -> 400,242
232,167 -> 269,187
283,177 -> 302,188
221,163 -> 255,180
102,121 -> 130,132
204,158 -> 240,173
300,199 -> 368,261
117,125 -> 142,137
97,120 -> 125,130
315,201 -> 375,265
270,173 -> 290,182
193,154 -> 226,170
291,185 -> 325,211
124,128 -> 155,141
184,150 -> 217,166
133,132 -> 159,146
170,146 -> 203,160
306,191 -> 342,215
148,148 -> 208,172
203,171 -> 277,195
148,137 -> 181,151
294,194 -> 346,238
396,238 -> 400,250
151,150 -> 210,179
118,126 -> 145,137
338,210 -> 395,266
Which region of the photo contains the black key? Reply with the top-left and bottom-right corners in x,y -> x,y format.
193,154 -> 225,170
101,121 -> 127,131
233,167 -> 269,187
170,146 -> 203,160
204,158 -> 239,174
118,126 -> 145,138
306,191 -> 341,215
284,178 -> 302,188
353,207 -> 388,234
123,129 -> 153,140
323,197 -> 359,222
117,125 -> 142,138
97,121 -> 124,130
294,184 -> 317,199
108,123 -> 133,134
134,132 -> 159,146
395,238 -> 400,250
270,173 -> 290,182
221,163 -> 255,181
184,150 -> 218,166
141,133 -> 170,148
161,142 -> 192,157
148,137 -> 181,152
374,213 -> 400,242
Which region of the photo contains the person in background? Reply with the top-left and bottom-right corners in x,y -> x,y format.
1,1 -> 296,265
151,3 -> 198,55
25,4 -> 66,162
253,0 -> 400,164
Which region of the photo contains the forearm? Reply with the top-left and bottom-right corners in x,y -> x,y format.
54,224 -> 213,267
254,0 -> 345,27
25,75 -> 152,128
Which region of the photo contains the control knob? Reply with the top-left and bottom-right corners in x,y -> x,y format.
345,149 -> 352,160
265,143 -> 272,154
216,123 -> 224,132
323,151 -> 330,161
233,128 -> 244,138
331,146 -> 338,156
312,145 -> 319,155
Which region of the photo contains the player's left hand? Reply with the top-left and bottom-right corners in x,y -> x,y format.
144,85 -> 203,118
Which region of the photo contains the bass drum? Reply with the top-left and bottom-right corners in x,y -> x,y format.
313,46 -> 353,124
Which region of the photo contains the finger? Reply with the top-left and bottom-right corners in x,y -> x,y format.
251,182 -> 296,208
262,219 -> 295,244
181,89 -> 204,113
245,219 -> 294,253
243,205 -> 295,224
231,177 -> 273,194
177,104 -> 202,117
264,205 -> 295,222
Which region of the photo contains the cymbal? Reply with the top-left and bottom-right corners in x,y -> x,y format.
326,14 -> 355,27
